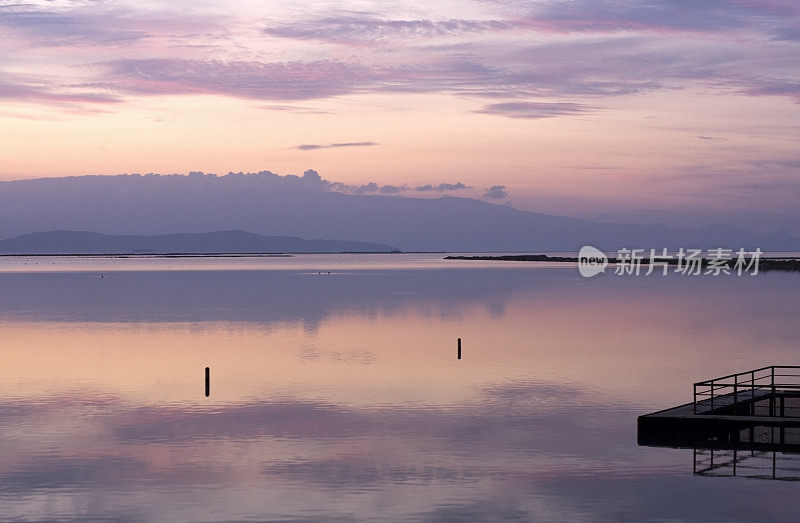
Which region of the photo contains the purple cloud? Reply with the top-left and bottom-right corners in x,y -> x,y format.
498,0 -> 800,34
98,59 -> 375,100
264,17 -> 518,44
379,184 -> 408,194
0,4 -> 220,48
476,101 -> 592,119
0,0 -> 798,114
0,76 -> 122,111
91,51 -> 668,105
415,182 -> 470,192
260,1 -> 800,46
483,185 -> 508,200
740,79 -> 800,103
296,142 -> 378,151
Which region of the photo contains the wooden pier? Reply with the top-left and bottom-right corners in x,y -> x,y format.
639,366 -> 800,449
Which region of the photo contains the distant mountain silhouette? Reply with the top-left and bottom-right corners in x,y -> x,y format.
0,230 -> 399,254
0,173 -> 798,251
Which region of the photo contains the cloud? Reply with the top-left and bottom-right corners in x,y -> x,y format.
483,185 -> 508,200
264,16 -> 518,44
90,49 -> 666,108
0,75 -> 122,111
0,3 -> 221,48
342,181 -> 379,194
261,2 -> 800,47
260,104 -> 334,114
7,9 -> 799,113
415,182 -> 470,192
476,101 -> 592,119
739,79 -> 800,103
494,0 -> 800,34
0,5 -> 148,47
1,0 -> 799,120
772,26 -> 800,41
327,181 -> 411,195
296,141 -> 378,151
98,59 -> 375,101
0,0 -> 800,118
379,184 -> 407,194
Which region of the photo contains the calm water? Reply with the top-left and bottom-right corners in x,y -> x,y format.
1,254 -> 799,521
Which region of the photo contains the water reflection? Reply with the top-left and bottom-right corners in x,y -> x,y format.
694,449 -> 800,481
0,258 -> 799,520
0,383 -> 639,521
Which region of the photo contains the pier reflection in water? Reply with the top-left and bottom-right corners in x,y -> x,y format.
694,449 -> 800,481
640,366 -> 800,482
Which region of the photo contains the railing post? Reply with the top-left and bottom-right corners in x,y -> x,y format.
771,367 -> 776,416
734,374 -> 738,412
711,383 -> 715,411
694,383 -> 697,414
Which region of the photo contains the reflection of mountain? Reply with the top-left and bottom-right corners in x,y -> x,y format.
2,266 -> 799,333
0,268 -> 538,327
0,230 -> 398,254
1,174 -> 799,251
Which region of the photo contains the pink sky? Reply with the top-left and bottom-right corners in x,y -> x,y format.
1,0 -> 799,230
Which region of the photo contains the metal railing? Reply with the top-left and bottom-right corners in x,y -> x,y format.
693,366 -> 800,415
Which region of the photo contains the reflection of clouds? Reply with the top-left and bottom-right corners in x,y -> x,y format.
483,380 -> 587,406
112,401 -> 377,442
263,457 -> 486,488
100,380 -> 627,448
298,346 -> 377,365
0,455 -> 148,494
0,381 -> 798,519
412,501 -> 534,522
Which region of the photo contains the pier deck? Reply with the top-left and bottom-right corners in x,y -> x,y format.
638,366 -> 800,448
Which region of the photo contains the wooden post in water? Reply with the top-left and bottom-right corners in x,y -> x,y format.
457,338 -> 461,360
205,367 -> 210,397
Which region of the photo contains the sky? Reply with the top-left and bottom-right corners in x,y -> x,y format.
1,0 -> 799,231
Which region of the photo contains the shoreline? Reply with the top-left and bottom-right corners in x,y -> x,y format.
444,254 -> 800,271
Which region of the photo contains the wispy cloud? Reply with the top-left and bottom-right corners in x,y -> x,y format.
0,74 -> 122,111
97,59 -> 373,100
90,46 -> 674,105
416,182 -> 470,192
0,3 -> 221,48
260,1 -> 800,47
486,0 -> 800,34
296,141 -> 378,151
0,1 -> 797,115
476,101 -> 592,119
264,16 -> 518,44
260,104 -> 334,115
740,79 -> 800,103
